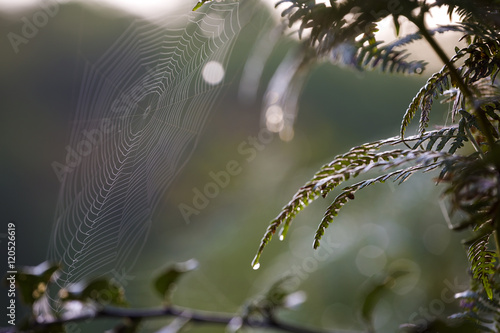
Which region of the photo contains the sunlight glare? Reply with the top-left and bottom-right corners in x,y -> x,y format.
0,0 -> 180,16
202,61 -> 225,85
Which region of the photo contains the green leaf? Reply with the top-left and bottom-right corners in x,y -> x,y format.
467,236 -> 497,300
360,270 -> 408,332
192,0 -> 212,11
153,259 -> 198,300
313,151 -> 445,248
264,277 -> 303,309
253,134 -> 451,265
237,276 -> 304,330
60,277 -> 128,307
7,261 -> 60,305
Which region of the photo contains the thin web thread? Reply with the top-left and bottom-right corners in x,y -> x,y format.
48,2 -> 242,292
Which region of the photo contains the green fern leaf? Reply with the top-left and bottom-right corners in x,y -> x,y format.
252,135 -> 452,266
468,235 -> 497,300
314,155 -> 444,248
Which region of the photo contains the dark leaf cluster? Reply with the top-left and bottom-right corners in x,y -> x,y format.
254,1 -> 500,330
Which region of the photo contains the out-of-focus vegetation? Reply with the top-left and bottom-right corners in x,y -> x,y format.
3,0 -> 494,332
253,0 -> 500,332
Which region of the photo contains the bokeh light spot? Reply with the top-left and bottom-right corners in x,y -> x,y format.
202,61 -> 225,85
356,245 -> 387,276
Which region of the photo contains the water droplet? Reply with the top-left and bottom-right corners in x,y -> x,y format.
252,263 -> 260,270
279,234 -> 285,241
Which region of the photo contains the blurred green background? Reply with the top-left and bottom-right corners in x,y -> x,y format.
0,1 -> 470,332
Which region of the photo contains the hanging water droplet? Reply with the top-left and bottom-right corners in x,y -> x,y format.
252,263 -> 260,270
279,234 -> 285,241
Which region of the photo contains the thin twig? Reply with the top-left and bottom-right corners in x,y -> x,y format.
4,304 -> 350,333
410,9 -> 500,258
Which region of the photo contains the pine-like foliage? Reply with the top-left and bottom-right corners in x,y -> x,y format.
254,0 -> 500,330
468,236 -> 497,299
275,0 -> 427,73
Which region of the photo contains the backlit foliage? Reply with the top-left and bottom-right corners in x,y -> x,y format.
254,0 -> 500,329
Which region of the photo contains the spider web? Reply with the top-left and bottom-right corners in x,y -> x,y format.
47,1 -> 247,290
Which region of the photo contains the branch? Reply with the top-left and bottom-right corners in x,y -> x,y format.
3,304 -> 354,333
410,7 -> 500,263
410,11 -> 497,151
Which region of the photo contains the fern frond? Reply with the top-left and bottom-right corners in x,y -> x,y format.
350,35 -> 426,74
314,157 -> 443,248
468,235 -> 497,299
462,41 -> 500,84
448,311 -> 495,332
411,126 -> 456,150
353,25 -> 464,74
435,1 -> 500,29
252,136 -> 453,267
409,113 -> 472,154
450,116 -> 470,153
451,211 -> 494,231
276,0 -> 429,74
251,137 -> 393,267
400,25 -> 500,139
386,25 -> 465,50
439,147 -> 499,226
453,270 -> 500,329
401,70 -> 451,139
